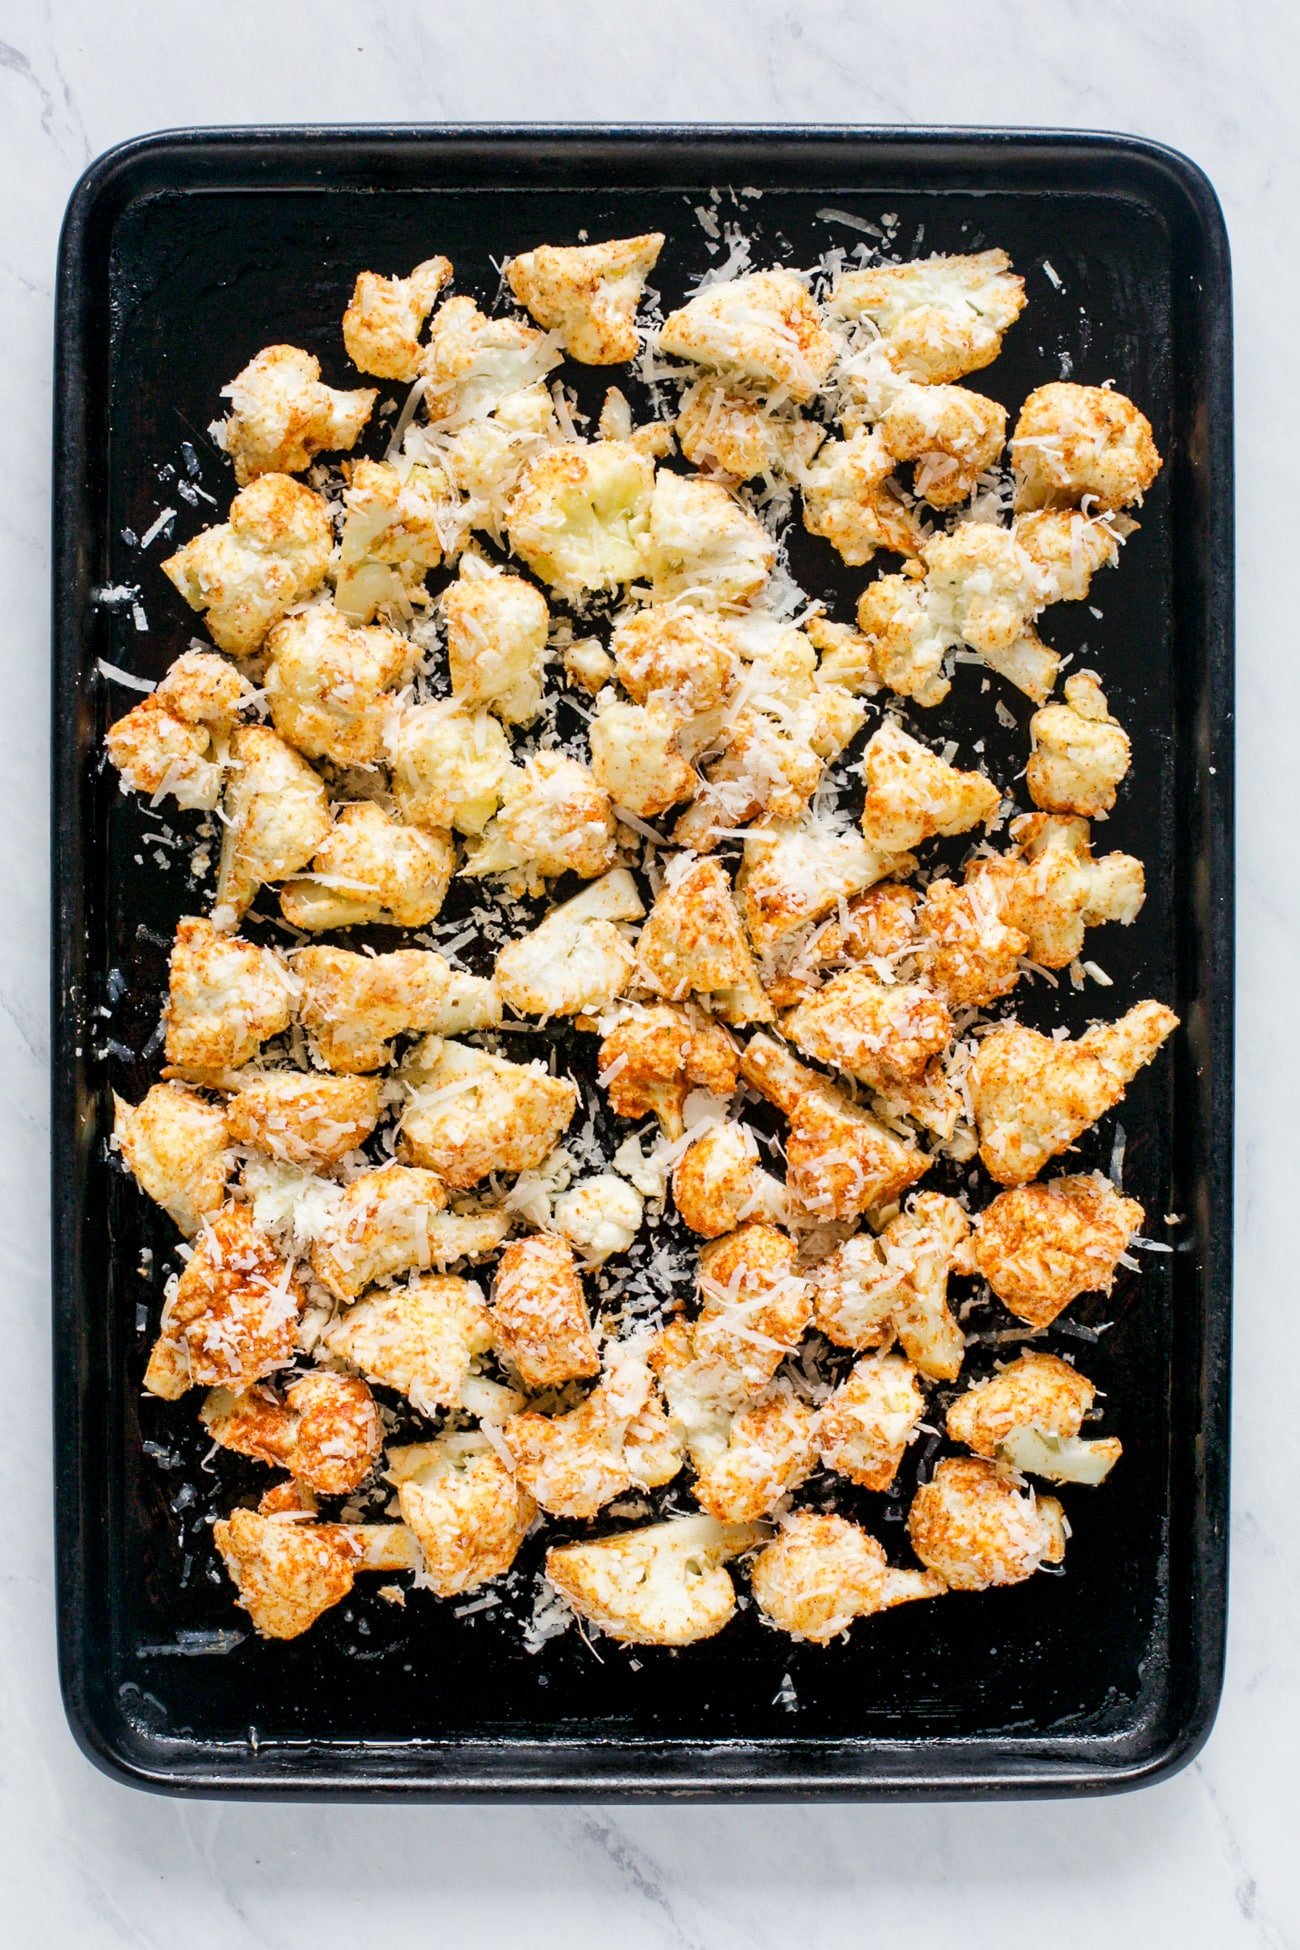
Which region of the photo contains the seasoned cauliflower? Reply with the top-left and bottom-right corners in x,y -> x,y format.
915,877 -> 1027,1010
853,573 -> 951,708
387,1434 -> 535,1595
443,560 -> 549,724
782,967 -> 952,1090
562,634 -> 616,694
736,815 -> 914,964
810,1191 -> 970,1380
1027,670 -> 1132,817
634,855 -> 771,1025
221,1070 -> 381,1165
692,1388 -> 817,1523
552,1173 -> 644,1263
322,1270 -> 505,1415
214,724 -> 332,927
646,469 -> 774,609
907,1455 -> 1066,1592
750,1511 -> 945,1644
335,456 -> 454,620
828,249 -> 1026,385
860,721 -> 1001,854
223,344 -> 375,484
1013,506 -> 1128,604
462,751 -> 617,895
113,1081 -> 231,1235
309,1164 -> 449,1301
264,606 -> 415,766
419,294 -> 561,424
673,667 -> 866,846
970,999 -> 1178,1185
293,945 -> 499,1073
201,1371 -> 382,1495
1011,381 -> 1161,512
213,1505 -> 418,1639
815,1352 -> 924,1491
739,1033 -> 929,1223
544,1514 -> 764,1647
648,1316 -> 755,1465
967,813 -> 1145,970
672,1120 -> 779,1238
589,694 -> 698,819
695,1223 -> 814,1394
105,649 -> 247,812
659,270 -> 836,402
495,870 -> 645,1018
398,1037 -> 578,1188
163,916 -> 295,1078
489,1231 -> 600,1390
507,232 -> 663,363
163,473 -> 332,658
429,382 -> 561,536
505,1348 -> 682,1518
947,1349 -> 1122,1485
279,801 -> 455,931
961,1170 -> 1144,1326
507,439 -> 653,596
598,1002 -> 739,1137
144,1203 -> 304,1399
342,255 -> 452,381
675,379 -> 823,480
801,428 -> 923,565
389,698 -> 514,837
877,381 -> 1007,508
921,522 -> 1059,703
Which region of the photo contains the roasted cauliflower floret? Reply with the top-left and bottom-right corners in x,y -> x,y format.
800,428 -> 922,566
342,255 -> 452,381
335,456 -> 454,620
971,1000 -> 1178,1185
589,694 -> 699,819
309,1164 -> 449,1301
489,1231 -> 600,1390
279,801 -> 455,931
213,1506 -> 418,1639
163,473 -> 333,658
462,751 -> 617,895
144,1203 -> 305,1399
815,1352 -> 924,1492
659,270 -> 836,402
739,1033 -> 929,1223
222,1070 -> 381,1165
432,382 -> 561,535
750,1511 -> 945,1644
612,602 -> 743,713
163,916 -> 295,1078
506,232 -> 663,363
961,1170 -> 1144,1326
389,698 -> 514,837
675,379 -> 823,480
294,945 -> 499,1073
853,572 -> 951,708
908,1455 -> 1066,1592
1013,505 -> 1128,604
1011,381 -> 1161,512
915,877 -> 1027,1010
545,1514 -> 763,1647
201,1371 -> 382,1495
810,1191 -> 970,1380
598,1002 -> 739,1137
105,649 -> 247,812
674,667 -> 866,846
692,1388 -> 817,1524
552,1173 -> 645,1264
1027,670 -> 1132,817
398,1037 -> 578,1189
264,606 -> 414,766
947,1349 -> 1122,1485
921,522 -> 1059,703
634,855 -> 771,1025
505,1348 -> 682,1519
113,1082 -> 231,1235
782,967 -> 952,1091
322,1270 -> 504,1416
968,813 -> 1145,970
507,440 -> 653,597
214,724 -> 332,927
878,381 -> 1007,507
443,561 -> 549,725
646,469 -> 774,609
829,249 -> 1026,385
494,870 -> 644,1017
860,720 -> 1001,854
387,1433 -> 535,1595
736,815 -> 914,965
419,294 -> 561,424
695,1223 -> 814,1394
672,1120 -> 778,1238
223,345 -> 375,485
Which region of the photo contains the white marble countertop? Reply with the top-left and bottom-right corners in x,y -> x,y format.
2,1 -> 1293,1943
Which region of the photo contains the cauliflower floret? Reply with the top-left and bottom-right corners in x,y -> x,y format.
853,573 -> 952,708
915,877 -> 1027,1010
971,1000 -> 1178,1185
598,384 -> 676,458
810,1191 -> 970,1379
659,270 -> 836,402
279,801 -> 455,931
1027,670 -> 1132,817
961,1171 -> 1144,1326
562,634 -> 616,694
692,1388 -> 817,1523
598,1002 -> 739,1137
507,439 -> 653,597
750,1510 -> 944,1644
947,1349 -> 1122,1485
695,1223 -> 814,1394
221,1070 -> 381,1165
647,1317 -> 754,1466
214,724 -> 332,927
552,1173 -> 644,1263
801,428 -> 923,565
828,249 -> 1026,384
544,1514 -> 764,1647
419,294 -> 562,424
201,1371 -> 382,1495
878,381 -> 1007,508
398,1037 -> 578,1189
634,855 -> 771,1025
309,1164 -> 449,1301
920,522 -> 1059,703
815,1353 -> 924,1492
223,344 -> 375,486
611,605 -> 740,714
675,378 -> 824,480
430,382 -> 561,536
506,232 -> 663,363
489,1232 -> 600,1390
646,469 -> 774,609
335,456 -> 454,620
801,882 -> 923,984
860,720 -> 1002,853
739,1033 -> 929,1223
462,751 -> 617,895
967,813 -> 1145,970
264,607 -> 415,766
105,649 -> 247,812
322,1270 -> 507,1417
387,1433 -> 535,1595
389,699 -> 514,837
113,1082 -> 231,1235
1011,381 -> 1161,512
163,916 -> 295,1078
782,967 -> 952,1090
144,1203 -> 304,1399
908,1455 -> 1066,1592
213,1506 -> 418,1639
736,815 -> 914,964
443,560 -> 549,724
495,870 -> 645,1017
673,668 -> 866,846
1013,506 -> 1128,605
505,1348 -> 682,1518
163,473 -> 333,658
589,694 -> 698,819
294,945 -> 499,1073
672,1121 -> 779,1238
342,255 -> 452,381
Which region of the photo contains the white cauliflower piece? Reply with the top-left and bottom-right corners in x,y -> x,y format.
309,1164 -> 449,1301
809,1192 -> 970,1380
1011,382 -> 1161,512
398,1036 -> 578,1189
293,944 -> 498,1073
562,634 -> 616,694
387,1433 -> 535,1595
692,1388 -> 817,1524
388,699 -> 513,837
113,1082 -> 231,1235
223,344 -> 375,486
736,814 -> 914,964
507,232 -> 664,363
967,812 -> 1145,970
105,649 -> 247,812
877,381 -> 1007,508
213,1504 -> 418,1639
921,522 -> 1059,703
634,854 -> 771,1025
782,967 -> 952,1090
428,382 -> 560,537
488,1231 -> 599,1390
506,440 -> 653,596
801,427 -> 922,565
611,605 -> 739,715
162,473 -> 332,658
504,1348 -> 682,1518
144,1203 -> 304,1399
750,1511 -> 944,1644
675,379 -> 824,480
544,1514 -> 765,1647
914,877 -> 1027,1010
946,1349 -> 1121,1485
552,1173 -> 644,1263
659,270 -> 836,402
598,1002 -> 739,1137
960,1171 -> 1144,1327
494,870 -> 645,1017
814,1353 -> 924,1492
419,293 -> 560,424
646,469 -> 774,608
828,249 -> 1026,384
1013,506 -> 1128,605
859,720 -> 1001,852
163,916 -> 294,1078
264,606 -> 414,766
672,1120 -> 780,1238
279,801 -> 455,931
1027,670 -> 1132,816
201,1371 -> 382,1495
853,574 -> 952,708
908,1456 -> 1066,1592
443,560 -> 549,724
461,752 -> 617,896
221,1070 -> 381,1165
343,255 -> 452,380
589,693 -> 698,819
335,456 -> 454,620
322,1270 -> 506,1415
694,1223 -> 814,1395
214,724 -> 331,927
